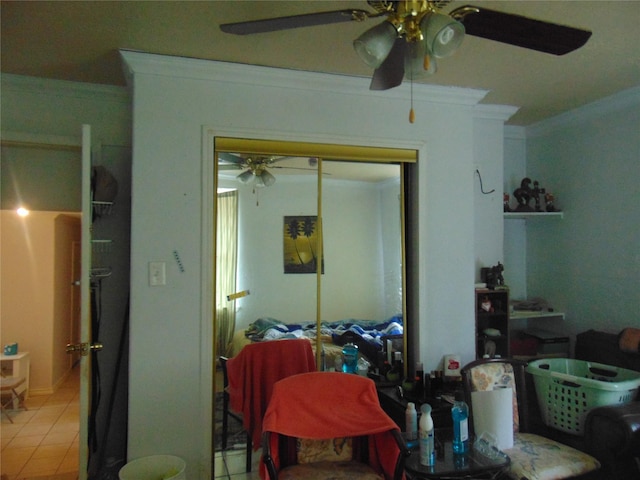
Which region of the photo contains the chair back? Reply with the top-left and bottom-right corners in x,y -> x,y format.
226,338 -> 316,450
461,358 -> 530,436
262,371 -> 402,479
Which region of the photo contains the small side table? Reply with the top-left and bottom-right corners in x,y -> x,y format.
405,434 -> 510,479
0,351 -> 30,401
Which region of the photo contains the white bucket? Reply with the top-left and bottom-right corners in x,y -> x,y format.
118,455 -> 186,480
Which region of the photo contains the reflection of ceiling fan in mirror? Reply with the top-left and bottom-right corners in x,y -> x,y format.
220,0 -> 591,93
218,152 -> 319,187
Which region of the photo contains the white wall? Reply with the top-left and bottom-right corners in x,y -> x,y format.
473,111 -> 516,280
229,175 -> 395,329
503,126 -> 528,300
122,51 -> 514,477
0,74 -> 130,145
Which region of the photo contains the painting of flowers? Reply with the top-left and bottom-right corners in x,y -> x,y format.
283,215 -> 324,274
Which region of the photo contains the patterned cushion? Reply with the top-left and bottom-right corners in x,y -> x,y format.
503,433 -> 600,480
468,362 -> 520,433
296,437 -> 353,464
279,460 -> 384,480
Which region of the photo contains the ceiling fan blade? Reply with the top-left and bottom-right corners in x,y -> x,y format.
265,156 -> 291,164
218,152 -> 244,164
220,9 -> 370,35
369,38 -> 406,91
270,166 -> 318,172
452,5 -> 591,55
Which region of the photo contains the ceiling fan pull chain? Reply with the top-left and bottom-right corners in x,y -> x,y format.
409,76 -> 415,123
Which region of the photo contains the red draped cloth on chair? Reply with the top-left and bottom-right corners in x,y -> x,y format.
226,338 -> 316,450
261,371 -> 402,479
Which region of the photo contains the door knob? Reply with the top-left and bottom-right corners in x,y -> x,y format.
66,342 -> 103,356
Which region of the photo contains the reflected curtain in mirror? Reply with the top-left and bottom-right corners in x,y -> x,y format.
216,190 -> 238,357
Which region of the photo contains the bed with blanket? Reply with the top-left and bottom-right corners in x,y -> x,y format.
230,315 -> 403,369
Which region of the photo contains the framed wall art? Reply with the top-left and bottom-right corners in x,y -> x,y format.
283,215 -> 324,274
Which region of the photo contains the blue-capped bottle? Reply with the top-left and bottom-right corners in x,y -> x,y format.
451,390 -> 469,454
342,343 -> 358,373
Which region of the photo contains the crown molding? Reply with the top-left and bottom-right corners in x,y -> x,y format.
120,49 -> 489,108
526,86 -> 640,138
474,104 -> 519,122
1,73 -> 130,103
504,125 -> 526,140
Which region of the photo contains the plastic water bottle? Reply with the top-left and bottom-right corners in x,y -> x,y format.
452,390 -> 469,454
405,402 -> 417,441
419,403 -> 435,466
342,343 -> 358,373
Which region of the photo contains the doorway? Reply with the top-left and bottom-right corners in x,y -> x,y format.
0,140 -> 132,479
0,210 -> 81,478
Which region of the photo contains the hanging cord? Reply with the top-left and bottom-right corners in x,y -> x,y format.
89,280 -> 103,455
475,169 -> 495,194
94,295 -> 130,478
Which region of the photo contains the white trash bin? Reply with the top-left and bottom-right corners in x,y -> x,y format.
119,455 -> 186,480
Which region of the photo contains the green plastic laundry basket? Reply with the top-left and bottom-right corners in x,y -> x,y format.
527,358 -> 640,435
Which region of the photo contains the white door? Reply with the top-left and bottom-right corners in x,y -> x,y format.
79,123 -> 92,480
66,124 -> 100,480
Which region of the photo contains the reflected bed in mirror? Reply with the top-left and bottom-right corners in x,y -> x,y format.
229,315 -> 404,371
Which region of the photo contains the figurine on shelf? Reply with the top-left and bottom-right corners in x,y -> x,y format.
503,193 -> 512,212
532,180 -> 546,212
480,262 -> 504,289
493,262 -> 505,287
481,296 -> 493,312
513,178 -> 534,212
545,192 -> 559,212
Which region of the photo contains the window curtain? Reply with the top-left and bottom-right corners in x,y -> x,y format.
216,190 -> 238,358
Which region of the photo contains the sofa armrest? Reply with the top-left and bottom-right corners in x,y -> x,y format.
584,402 -> 640,460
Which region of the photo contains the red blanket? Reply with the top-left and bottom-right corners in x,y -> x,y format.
261,371 -> 402,479
227,338 -> 316,449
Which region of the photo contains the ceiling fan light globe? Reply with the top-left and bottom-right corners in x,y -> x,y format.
404,40 -> 437,80
237,170 -> 254,184
261,170 -> 276,187
422,13 -> 465,58
353,20 -> 398,68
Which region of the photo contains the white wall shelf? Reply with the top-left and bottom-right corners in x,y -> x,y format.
504,212 -> 563,219
511,310 -> 565,320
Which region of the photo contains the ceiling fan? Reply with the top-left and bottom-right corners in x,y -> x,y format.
218,152 -> 319,187
220,0 -> 592,93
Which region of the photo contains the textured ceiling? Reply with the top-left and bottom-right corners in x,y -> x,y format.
1,1 -> 639,125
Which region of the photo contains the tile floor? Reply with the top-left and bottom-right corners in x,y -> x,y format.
2,365 -> 261,480
214,448 -> 261,480
1,367 -> 79,480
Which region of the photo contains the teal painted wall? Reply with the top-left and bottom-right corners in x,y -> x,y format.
525,88 -> 640,339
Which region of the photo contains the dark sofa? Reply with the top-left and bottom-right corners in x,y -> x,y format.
575,329 -> 640,480
575,329 -> 640,372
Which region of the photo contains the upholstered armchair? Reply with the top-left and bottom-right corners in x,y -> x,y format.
461,358 -> 600,480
